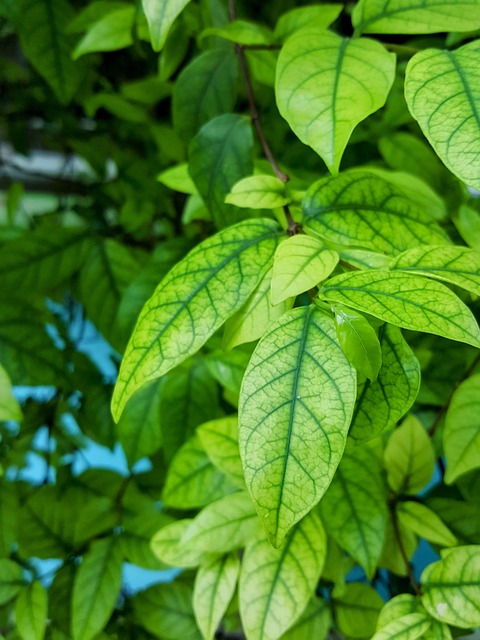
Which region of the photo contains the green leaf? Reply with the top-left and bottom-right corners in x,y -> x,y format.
0,228 -> 90,293
454,204 -> 480,250
276,29 -> 395,174
320,270 -> 480,348
405,41 -> 480,189
353,0 -> 480,34
239,305 -> 356,546
181,492 -> 262,554
376,594 -> 418,629
279,598 -> 330,640
117,379 -> 163,466
0,483 -> 18,556
202,20 -> 274,46
157,163 -> 198,194
73,6 -> 135,57
15,582 -> 48,640
426,497 -> 480,545
390,245 -> 480,296
223,267 -> 294,350
370,613 -> 431,640
239,511 -> 326,640
274,5 -> 343,41
193,553 -> 240,640
120,511 -> 173,570
133,581 -> 201,640
205,350 -> 250,403
319,444 -> 387,578
173,50 -> 238,142
14,0 -> 85,102
444,373 -> 480,484
397,502 -> 458,547
384,415 -> 435,494
160,360 -> 220,461
112,218 -> 278,420
189,114 -> 254,228
333,306 -> 382,381
197,417 -> 244,486
71,537 -> 123,640
271,235 -> 338,304
225,175 -> 289,210
333,583 -> 384,638
0,559 -> 24,605
162,435 -> 237,509
421,546 -> 480,628
142,0 -> 191,51
302,171 -> 449,255
151,519 -> 216,568
67,1 -> 130,33
0,363 -> 22,421
349,325 -> 420,441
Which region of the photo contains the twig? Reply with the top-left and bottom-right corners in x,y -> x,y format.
390,502 -> 421,596
428,351 -> 480,436
228,0 -> 298,235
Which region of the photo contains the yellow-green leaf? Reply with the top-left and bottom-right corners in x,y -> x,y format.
370,613 -> 431,640
274,5 -> 343,41
142,0 -> 191,51
239,306 -> 356,546
280,597 -> 330,640
397,502 -> 458,547
276,29 -> 395,174
333,583 -> 384,638
15,582 -> 48,640
405,41 -> 480,189
0,364 -> 22,422
151,520 -> 216,568
239,511 -> 326,640
334,306 -> 382,381
226,175 -> 289,210
197,417 -> 244,486
112,218 -> 279,421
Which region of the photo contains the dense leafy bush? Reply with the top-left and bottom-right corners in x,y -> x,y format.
1,0 -> 480,638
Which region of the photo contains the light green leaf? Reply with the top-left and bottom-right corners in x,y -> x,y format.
333,583 -> 384,638
444,373 -> 480,484
397,502 -> 458,547
151,519 -> 216,568
239,511 -> 326,640
376,594 -> 418,629
339,248 -> 391,270
160,360 -> 220,461
279,598 -> 330,640
71,537 -> 123,640
320,270 -> 480,348
224,267 -> 294,350
202,20 -> 274,46
454,204 -> 480,250
173,49 -> 238,142
67,1 -> 130,33
271,235 -> 338,304
225,175 -> 289,210
370,613 -> 431,640
14,0 -> 85,103
193,553 -> 240,640
112,218 -> 279,421
346,325 -> 420,441
239,305 -> 356,546
319,444 -> 387,578
189,114 -> 254,228
133,581 -> 201,640
157,163 -> 198,194
15,582 -> 48,640
162,435 -> 237,509
205,350 -> 250,404
421,546 -> 480,628
302,171 -> 449,255
274,5 -> 343,41
117,379 -> 163,466
197,417 -> 244,486
73,6 -> 135,57
384,415 -> 435,494
334,306 -> 382,381
0,228 -> 90,293
0,560 -> 24,605
0,364 -> 22,422
181,492 -> 262,554
142,0 -> 191,51
390,245 -> 480,296
405,41 -> 480,189
276,29 -> 395,174
353,0 -> 480,34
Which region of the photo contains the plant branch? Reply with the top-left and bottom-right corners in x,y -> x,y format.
382,43 -> 420,55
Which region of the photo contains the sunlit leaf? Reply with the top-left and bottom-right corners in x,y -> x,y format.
370,613 -> 431,640
225,175 -> 289,209
197,417 -> 244,486
239,305 -> 356,546
151,519 -> 216,568
397,502 -> 458,547
320,270 -> 480,348
274,5 -> 343,41
276,29 -> 395,173
112,218 -> 279,421
202,20 -> 274,46
142,0 -> 192,51
0,363 -> 22,422
239,511 -> 326,640
405,41 -> 480,189
333,306 -> 382,381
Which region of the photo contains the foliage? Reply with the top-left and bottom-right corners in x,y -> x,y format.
1,0 -> 480,639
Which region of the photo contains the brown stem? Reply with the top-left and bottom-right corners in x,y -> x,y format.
390,501 -> 421,595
